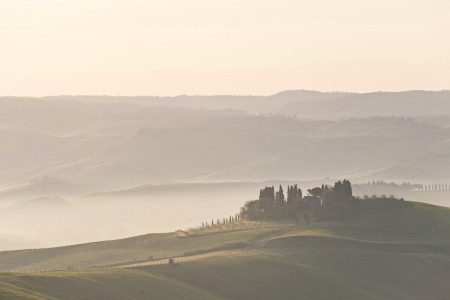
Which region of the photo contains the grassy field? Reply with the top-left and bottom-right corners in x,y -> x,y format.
1,250 -> 448,300
1,199 -> 450,271
0,221 -> 289,271
0,199 -> 449,299
264,200 -> 450,249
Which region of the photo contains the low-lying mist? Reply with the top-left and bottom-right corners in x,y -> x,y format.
1,180 -> 449,251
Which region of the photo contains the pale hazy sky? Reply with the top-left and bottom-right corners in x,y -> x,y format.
1,0 -> 449,96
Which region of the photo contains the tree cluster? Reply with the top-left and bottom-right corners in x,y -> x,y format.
321,180 -> 353,205
259,185 -> 303,212
240,184 -> 303,220
241,180 -> 354,221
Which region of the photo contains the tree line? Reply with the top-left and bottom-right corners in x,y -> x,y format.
423,183 -> 450,191
240,180 -> 353,221
201,213 -> 240,228
352,180 -> 450,196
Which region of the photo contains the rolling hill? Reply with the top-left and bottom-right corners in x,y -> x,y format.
0,234 -> 47,252
3,90 -> 351,115
3,250 -> 445,300
0,199 -> 449,299
6,124 -> 446,188
1,199 -> 449,273
271,90 -> 450,118
1,97 -> 448,193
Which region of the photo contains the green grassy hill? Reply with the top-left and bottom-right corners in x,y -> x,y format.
1,199 -> 449,299
265,200 -> 450,248
0,221 -> 287,271
1,199 -> 449,271
1,248 -> 448,300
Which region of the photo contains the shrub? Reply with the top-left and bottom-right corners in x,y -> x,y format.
240,200 -> 261,220
148,256 -> 154,261
169,258 -> 174,265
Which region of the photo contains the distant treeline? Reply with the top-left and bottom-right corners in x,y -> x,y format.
352,180 -> 450,197
423,183 -> 450,190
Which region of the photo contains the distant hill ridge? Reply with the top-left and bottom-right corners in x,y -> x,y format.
271,90 -> 450,118
1,90 -> 351,114
2,90 -> 448,116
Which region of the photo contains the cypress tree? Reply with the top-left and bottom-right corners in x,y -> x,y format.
342,179 -> 352,200
259,186 -> 275,212
287,185 -> 295,206
276,185 -> 285,206
334,180 -> 343,201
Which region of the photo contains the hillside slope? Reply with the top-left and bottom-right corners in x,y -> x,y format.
1,199 -> 449,271
2,251 -> 444,300
1,199 -> 449,299
1,97 -> 448,191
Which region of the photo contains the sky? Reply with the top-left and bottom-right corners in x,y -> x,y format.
1,0 -> 449,96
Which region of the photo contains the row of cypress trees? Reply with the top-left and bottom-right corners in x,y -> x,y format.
424,183 -> 450,190
259,184 -> 303,211
201,213 -> 240,228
